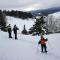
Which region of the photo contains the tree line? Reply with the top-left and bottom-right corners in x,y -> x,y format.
3,10 -> 33,19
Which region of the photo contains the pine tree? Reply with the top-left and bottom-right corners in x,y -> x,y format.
29,16 -> 45,35
0,10 -> 6,31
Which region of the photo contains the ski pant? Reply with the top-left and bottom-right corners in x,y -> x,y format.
14,33 -> 17,39
41,44 -> 47,52
8,32 -> 12,38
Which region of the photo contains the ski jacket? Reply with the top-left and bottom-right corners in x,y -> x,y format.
38,38 -> 47,45
13,27 -> 19,34
7,26 -> 12,32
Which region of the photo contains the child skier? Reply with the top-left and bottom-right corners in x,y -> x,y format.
38,35 -> 48,53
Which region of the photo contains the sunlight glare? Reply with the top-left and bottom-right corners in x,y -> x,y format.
23,7 -> 35,11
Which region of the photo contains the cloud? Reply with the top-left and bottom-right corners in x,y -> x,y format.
0,0 -> 60,10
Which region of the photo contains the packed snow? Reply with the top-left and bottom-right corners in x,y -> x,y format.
0,16 -> 60,60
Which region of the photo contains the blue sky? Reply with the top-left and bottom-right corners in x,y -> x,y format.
0,0 -> 60,11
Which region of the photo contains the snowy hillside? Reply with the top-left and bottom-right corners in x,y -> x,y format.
0,30 -> 60,60
0,16 -> 60,60
6,16 -> 35,33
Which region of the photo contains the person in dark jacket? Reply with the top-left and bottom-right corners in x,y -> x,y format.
13,25 -> 19,39
7,24 -> 12,38
38,35 -> 48,52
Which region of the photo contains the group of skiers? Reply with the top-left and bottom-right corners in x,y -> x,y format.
7,24 -> 48,53
7,24 -> 19,39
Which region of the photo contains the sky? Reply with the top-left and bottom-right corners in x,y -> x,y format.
0,0 -> 60,11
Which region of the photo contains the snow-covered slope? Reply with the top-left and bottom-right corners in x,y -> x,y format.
0,30 -> 60,60
0,16 -> 60,60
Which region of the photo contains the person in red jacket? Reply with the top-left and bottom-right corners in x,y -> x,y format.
38,35 -> 48,53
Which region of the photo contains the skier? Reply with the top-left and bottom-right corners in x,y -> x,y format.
38,35 -> 48,53
13,25 -> 19,39
7,24 -> 12,38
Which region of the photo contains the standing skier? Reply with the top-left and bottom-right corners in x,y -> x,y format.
38,35 -> 48,53
7,24 -> 12,38
13,25 -> 19,39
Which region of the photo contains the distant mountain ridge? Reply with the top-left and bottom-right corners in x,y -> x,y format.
30,7 -> 60,16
